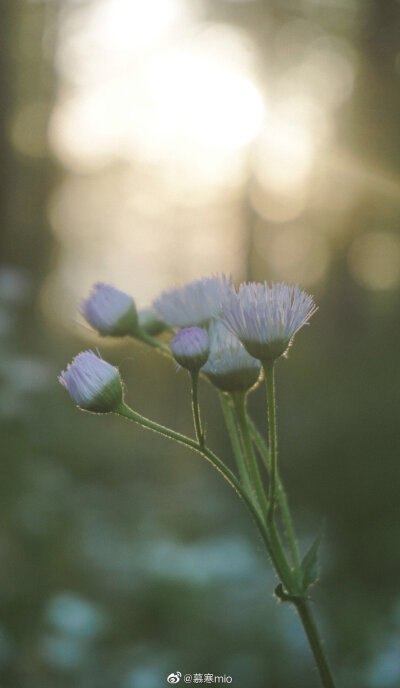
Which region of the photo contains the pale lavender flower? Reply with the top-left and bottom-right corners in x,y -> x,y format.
202,320 -> 261,392
59,350 -> 123,412
153,275 -> 232,328
170,327 -> 209,372
81,283 -> 138,336
220,282 -> 317,362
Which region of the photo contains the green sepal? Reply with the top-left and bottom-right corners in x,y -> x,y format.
300,524 -> 324,593
102,304 -> 139,338
81,377 -> 123,413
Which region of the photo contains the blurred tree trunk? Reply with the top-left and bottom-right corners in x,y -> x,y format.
0,1 -> 15,258
0,0 -> 57,315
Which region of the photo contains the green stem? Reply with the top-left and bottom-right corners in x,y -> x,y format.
263,361 -> 278,522
132,333 -> 297,570
121,339 -> 336,687
249,418 -> 301,572
218,392 -> 252,497
116,401 -> 277,563
232,392 -> 269,518
190,371 -> 204,447
232,393 -> 297,593
294,599 -> 337,688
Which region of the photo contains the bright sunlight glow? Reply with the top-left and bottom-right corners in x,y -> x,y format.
146,51 -> 264,149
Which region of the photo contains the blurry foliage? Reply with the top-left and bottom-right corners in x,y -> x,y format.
0,0 -> 399,687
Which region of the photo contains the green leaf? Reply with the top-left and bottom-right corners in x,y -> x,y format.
301,525 -> 324,592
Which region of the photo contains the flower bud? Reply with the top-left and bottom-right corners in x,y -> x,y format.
202,320 -> 261,393
59,350 -> 123,413
138,308 -> 167,336
81,283 -> 138,337
170,327 -> 209,373
153,275 -> 232,328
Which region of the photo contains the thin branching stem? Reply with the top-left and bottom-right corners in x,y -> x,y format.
218,392 -> 252,496
119,336 -> 337,688
249,417 -> 301,573
116,402 -> 297,587
190,371 -> 204,447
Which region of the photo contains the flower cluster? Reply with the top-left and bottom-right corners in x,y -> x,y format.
57,274 -> 336,686
60,275 -> 315,408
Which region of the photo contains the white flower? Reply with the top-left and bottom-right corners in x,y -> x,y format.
220,282 -> 317,362
81,283 -> 138,336
170,327 -> 209,372
202,320 -> 261,392
59,350 -> 123,412
153,275 -> 232,328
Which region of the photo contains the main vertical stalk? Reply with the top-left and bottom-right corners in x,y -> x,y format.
294,599 -> 337,688
263,361 -> 278,521
261,362 -> 337,688
248,418 -> 301,572
233,392 -> 295,591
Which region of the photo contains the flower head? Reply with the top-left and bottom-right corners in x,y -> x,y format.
220,282 -> 317,362
59,350 -> 123,412
202,320 -> 261,392
153,275 -> 232,328
170,327 -> 209,373
81,283 -> 138,337
138,308 -> 167,336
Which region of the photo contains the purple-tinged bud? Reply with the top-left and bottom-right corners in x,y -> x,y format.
138,308 -> 167,336
170,327 -> 209,373
81,283 -> 138,337
202,320 -> 261,393
59,350 -> 123,413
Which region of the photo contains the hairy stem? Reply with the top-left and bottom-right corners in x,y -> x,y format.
294,599 -> 337,688
232,392 -> 269,518
120,338 -> 336,687
249,417 -> 301,572
218,392 -> 252,496
232,393 -> 296,591
190,371 -> 204,447
116,402 -> 300,586
263,361 -> 278,522
117,402 -> 268,544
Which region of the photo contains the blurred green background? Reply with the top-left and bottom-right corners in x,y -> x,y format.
1,0 -> 400,686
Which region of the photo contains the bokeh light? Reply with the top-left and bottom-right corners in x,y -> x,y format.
2,1 -> 400,687
348,232 -> 400,290
146,45 -> 264,150
255,224 -> 330,286
45,2 -> 270,316
44,0 -> 370,321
